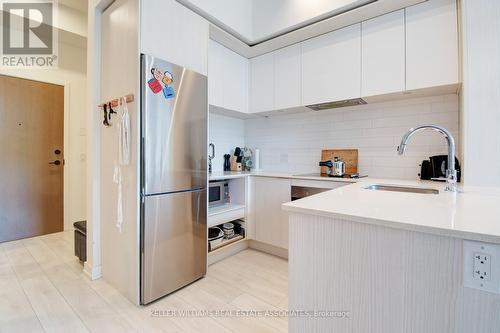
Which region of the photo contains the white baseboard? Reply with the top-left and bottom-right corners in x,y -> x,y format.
83,262 -> 102,280
248,240 -> 288,259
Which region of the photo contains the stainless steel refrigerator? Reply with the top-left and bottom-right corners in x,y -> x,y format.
140,54 -> 207,305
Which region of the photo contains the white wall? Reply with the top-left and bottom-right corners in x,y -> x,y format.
100,0 -> 140,304
58,4 -> 88,37
460,0 -> 500,188
209,113 -> 245,173
245,95 -> 459,179
0,42 -> 87,231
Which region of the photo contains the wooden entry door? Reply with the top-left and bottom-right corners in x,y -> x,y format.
0,75 -> 64,243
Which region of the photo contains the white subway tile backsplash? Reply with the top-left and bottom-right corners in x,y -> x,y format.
209,113 -> 245,173
244,94 -> 460,179
208,95 -> 459,179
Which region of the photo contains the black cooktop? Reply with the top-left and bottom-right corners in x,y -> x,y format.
294,173 -> 368,179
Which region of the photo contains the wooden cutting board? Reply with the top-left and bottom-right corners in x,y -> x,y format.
320,149 -> 358,175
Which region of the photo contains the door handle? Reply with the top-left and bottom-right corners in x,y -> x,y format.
49,160 -> 61,166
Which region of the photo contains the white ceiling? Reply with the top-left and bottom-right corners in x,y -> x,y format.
177,0 -> 372,45
190,0 -> 424,58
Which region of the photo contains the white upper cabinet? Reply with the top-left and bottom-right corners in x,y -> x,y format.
208,40 -> 224,107
141,0 -> 208,75
249,52 -> 274,113
301,23 -> 361,105
224,46 -> 249,113
274,44 -> 302,110
361,10 -> 405,97
208,40 -> 248,113
405,0 -> 459,90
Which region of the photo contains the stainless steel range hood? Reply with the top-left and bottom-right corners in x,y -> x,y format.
306,98 -> 367,111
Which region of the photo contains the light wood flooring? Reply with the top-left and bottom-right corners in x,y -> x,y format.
0,231 -> 288,333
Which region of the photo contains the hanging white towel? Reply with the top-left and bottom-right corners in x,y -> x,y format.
113,165 -> 123,233
118,96 -> 130,166
114,96 -> 131,233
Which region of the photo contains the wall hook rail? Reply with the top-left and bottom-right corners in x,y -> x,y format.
99,93 -> 134,127
98,93 -> 134,109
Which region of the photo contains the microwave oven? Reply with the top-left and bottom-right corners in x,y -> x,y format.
209,180 -> 230,207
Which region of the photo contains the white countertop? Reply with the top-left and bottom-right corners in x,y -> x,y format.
282,178 -> 500,244
209,171 -> 359,183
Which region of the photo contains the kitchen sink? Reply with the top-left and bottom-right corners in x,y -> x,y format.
364,184 -> 439,194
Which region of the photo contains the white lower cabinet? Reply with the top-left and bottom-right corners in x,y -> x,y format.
254,177 -> 291,249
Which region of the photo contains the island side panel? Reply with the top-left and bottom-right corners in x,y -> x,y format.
288,212 -> 500,333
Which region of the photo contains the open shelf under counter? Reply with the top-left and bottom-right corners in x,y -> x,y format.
209,234 -> 245,252
208,203 -> 245,227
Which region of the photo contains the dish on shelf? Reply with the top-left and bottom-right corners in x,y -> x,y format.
208,227 -> 224,249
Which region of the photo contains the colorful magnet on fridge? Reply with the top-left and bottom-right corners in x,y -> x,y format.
162,71 -> 173,85
162,85 -> 175,99
151,68 -> 164,81
148,78 -> 162,94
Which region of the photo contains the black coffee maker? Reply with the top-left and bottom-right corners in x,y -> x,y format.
419,155 -> 461,182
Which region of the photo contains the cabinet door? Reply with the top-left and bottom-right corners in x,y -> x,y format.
406,0 -> 459,90
208,40 -> 248,113
141,0 -> 208,75
254,177 -> 291,249
223,46 -> 249,113
249,52 -> 274,113
274,44 -> 302,110
362,10 -> 405,97
301,23 -> 361,105
208,40 -> 224,107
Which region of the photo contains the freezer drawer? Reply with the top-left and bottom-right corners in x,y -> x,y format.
141,189 -> 207,304
141,55 -> 208,195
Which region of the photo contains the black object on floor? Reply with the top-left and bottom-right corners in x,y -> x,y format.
73,220 -> 87,262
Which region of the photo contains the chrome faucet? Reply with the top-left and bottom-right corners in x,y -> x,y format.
397,125 -> 458,192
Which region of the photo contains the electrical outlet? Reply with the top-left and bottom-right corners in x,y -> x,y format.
464,240 -> 500,294
473,253 -> 491,281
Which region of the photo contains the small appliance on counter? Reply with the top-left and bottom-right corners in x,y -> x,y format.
209,180 -> 230,207
419,155 -> 461,182
319,157 -> 346,177
320,149 -> 358,176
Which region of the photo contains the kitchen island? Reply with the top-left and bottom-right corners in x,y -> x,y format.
282,179 -> 500,333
